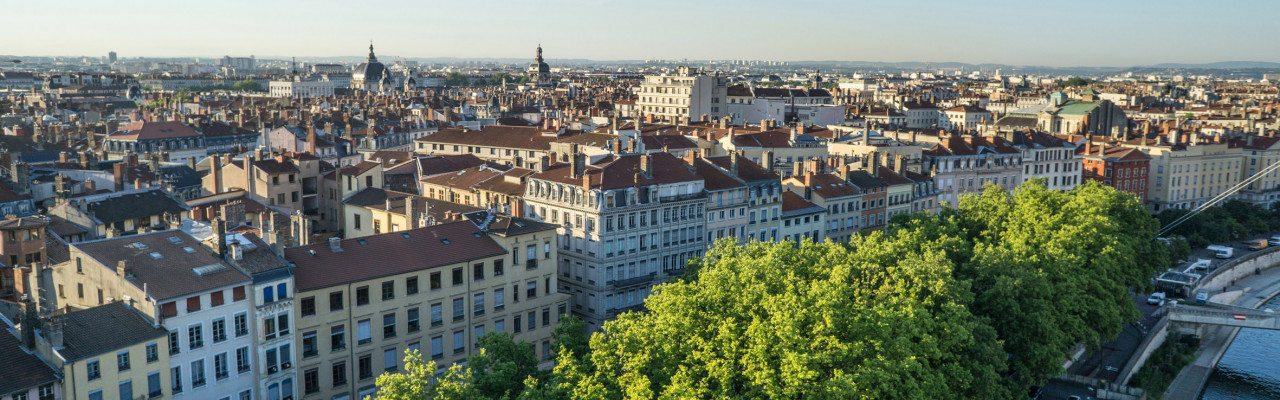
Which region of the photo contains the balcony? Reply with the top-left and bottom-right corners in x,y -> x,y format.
609,272 -> 656,288
660,192 -> 707,202
607,304 -> 646,317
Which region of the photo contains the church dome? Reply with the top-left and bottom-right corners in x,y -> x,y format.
353,43 -> 386,82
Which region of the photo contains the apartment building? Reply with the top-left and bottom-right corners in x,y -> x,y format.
697,154 -> 782,243
204,151 -> 327,219
1008,131 -> 1081,191
413,125 -> 573,170
50,230 -> 256,400
843,169 -> 888,231
923,134 -> 1023,206
1230,135 -> 1280,207
1130,134 -> 1240,212
286,221 -> 567,400
636,66 -> 729,124
1078,142 -> 1151,202
938,105 -> 992,131
778,191 -> 824,243
220,228 -> 296,400
523,152 -> 706,329
0,216 -> 49,303
692,156 -> 749,244
782,170 -> 862,243
341,188 -> 480,239
50,302 -> 170,400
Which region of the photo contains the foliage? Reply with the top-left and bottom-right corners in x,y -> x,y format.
1156,200 -> 1279,247
232,79 -> 264,92
443,72 -> 471,87
1128,334 -> 1200,399
372,349 -> 483,400
373,181 -> 1165,399
1166,236 -> 1192,264
1059,77 -> 1093,87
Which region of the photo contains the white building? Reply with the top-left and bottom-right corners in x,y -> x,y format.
636,66 -> 729,124
269,75 -> 335,98
939,105 -> 993,131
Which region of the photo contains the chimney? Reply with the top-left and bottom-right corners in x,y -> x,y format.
792,161 -> 804,177
760,119 -> 769,132
406,197 -> 417,229
58,151 -> 69,163
538,155 -> 551,173
112,162 -> 125,191
730,153 -> 740,176
116,260 -> 131,278
328,236 -> 342,252
212,218 -> 226,258
763,150 -> 774,170
572,153 -> 586,178
228,240 -> 243,261
640,154 -> 653,178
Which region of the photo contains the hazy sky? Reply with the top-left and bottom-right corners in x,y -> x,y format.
7,0 -> 1280,67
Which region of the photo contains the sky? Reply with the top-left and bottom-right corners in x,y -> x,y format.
6,0 -> 1280,67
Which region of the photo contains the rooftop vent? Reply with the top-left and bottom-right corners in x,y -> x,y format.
192,264 -> 228,276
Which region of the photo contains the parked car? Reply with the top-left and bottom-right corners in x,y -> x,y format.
1195,290 -> 1209,304
1147,292 -> 1167,305
1247,239 -> 1269,251
1269,235 -> 1280,247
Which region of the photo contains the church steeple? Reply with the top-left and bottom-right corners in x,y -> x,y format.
536,44 -> 543,63
368,41 -> 377,61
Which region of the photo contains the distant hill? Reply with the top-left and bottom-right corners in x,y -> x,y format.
1142,61 -> 1280,69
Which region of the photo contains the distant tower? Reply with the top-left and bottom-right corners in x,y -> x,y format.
108,51 -> 117,64
526,44 -> 552,87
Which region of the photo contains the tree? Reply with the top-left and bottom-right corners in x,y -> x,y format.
1059,77 -> 1092,87
569,237 -> 1010,399
232,79 -> 263,92
467,332 -> 541,398
373,349 -> 483,400
552,315 -> 589,361
444,72 -> 468,87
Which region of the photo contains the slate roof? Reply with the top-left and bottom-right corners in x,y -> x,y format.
85,189 -> 189,224
107,121 -> 200,141
781,191 -> 824,216
417,154 -> 487,176
56,302 -> 168,362
286,221 -> 508,291
532,152 -> 701,190
74,230 -> 250,300
417,126 -> 569,151
344,187 -> 481,222
0,316 -> 59,397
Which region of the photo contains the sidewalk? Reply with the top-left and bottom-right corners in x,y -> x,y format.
1163,266 -> 1280,400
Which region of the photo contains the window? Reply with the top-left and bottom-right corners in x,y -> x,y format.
188,324 -> 204,349
213,318 -> 227,343
527,281 -> 537,299
383,313 -> 397,338
453,298 -> 465,321
431,336 -> 444,359
146,342 -> 158,363
332,361 -> 347,387
330,291 -> 344,311
88,390 -> 103,400
279,314 -> 290,336
215,352 -> 229,380
171,366 -> 182,393
118,350 -> 131,372
431,303 -> 443,327
264,317 -> 277,340
381,280 -> 395,300
263,286 -> 275,303
186,296 -> 201,312
494,289 -> 505,311
356,286 -> 369,306
87,359 -> 102,380
301,297 -> 315,316
331,325 -> 346,351
384,348 -> 398,372
148,372 -> 162,398
406,277 -> 419,295
515,315 -> 522,333
191,359 -> 206,388
453,331 -> 465,354
407,308 -> 420,332
473,325 -> 485,347
237,346 -> 251,373
493,260 -> 504,277
358,354 -> 372,380
168,331 -> 180,355
234,313 -> 248,337
211,290 -> 224,306
473,262 -> 484,280
304,368 -> 320,393
473,293 -> 485,316
302,332 -> 318,357
430,272 -> 441,290
119,380 -> 133,400
452,267 -> 464,286
527,312 -> 536,331
358,319 -> 373,345
543,308 -> 551,326
494,319 -> 505,333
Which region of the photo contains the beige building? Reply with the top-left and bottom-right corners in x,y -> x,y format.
1131,133 -> 1242,212
287,221 -> 568,400
636,66 -> 729,124
47,302 -> 171,400
1231,135 -> 1280,207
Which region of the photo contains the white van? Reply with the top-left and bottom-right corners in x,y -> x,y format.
1189,258 -> 1212,272
1269,235 -> 1280,247
1207,245 -> 1234,259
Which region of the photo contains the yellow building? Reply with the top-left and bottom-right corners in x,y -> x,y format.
49,302 -> 171,400
286,220 -> 568,400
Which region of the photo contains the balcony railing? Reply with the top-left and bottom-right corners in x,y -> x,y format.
606,304 -> 646,317
609,273 -> 657,288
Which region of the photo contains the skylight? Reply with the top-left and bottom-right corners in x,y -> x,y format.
131,242 -> 148,250
192,264 -> 229,276
168,236 -> 183,244
149,252 -> 163,259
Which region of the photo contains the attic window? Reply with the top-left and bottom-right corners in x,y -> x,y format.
182,247 -> 196,253
168,236 -> 183,244
149,252 -> 163,259
440,238 -> 451,245
357,239 -> 368,246
132,242 -> 148,250
401,233 -> 411,239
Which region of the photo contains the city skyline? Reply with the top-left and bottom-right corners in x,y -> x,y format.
7,0 -> 1280,67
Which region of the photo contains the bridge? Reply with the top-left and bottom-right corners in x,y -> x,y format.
1166,302 -> 1280,330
